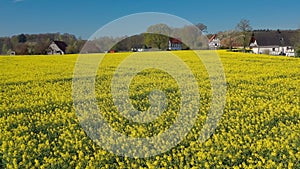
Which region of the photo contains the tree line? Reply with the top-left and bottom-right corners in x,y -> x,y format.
78,20 -> 260,53
1,20 -> 299,55
0,33 -> 85,55
84,23 -> 209,53
0,23 -> 209,55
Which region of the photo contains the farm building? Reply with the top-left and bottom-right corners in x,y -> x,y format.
208,34 -> 221,49
47,41 -> 67,55
168,37 -> 182,50
249,30 -> 297,56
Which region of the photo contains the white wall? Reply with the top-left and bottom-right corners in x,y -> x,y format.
252,46 -> 295,56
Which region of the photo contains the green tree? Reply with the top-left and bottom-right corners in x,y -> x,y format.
18,34 -> 27,43
236,19 -> 252,52
292,29 -> 300,57
1,44 -> 8,55
1,37 -> 12,54
66,41 -> 79,54
145,24 -> 172,49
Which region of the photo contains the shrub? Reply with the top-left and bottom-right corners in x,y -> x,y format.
296,48 -> 300,57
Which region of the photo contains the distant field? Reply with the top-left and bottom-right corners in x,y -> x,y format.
0,51 -> 299,168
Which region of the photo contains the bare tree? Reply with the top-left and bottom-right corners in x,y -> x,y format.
173,25 -> 206,49
196,23 -> 207,33
236,19 -> 252,52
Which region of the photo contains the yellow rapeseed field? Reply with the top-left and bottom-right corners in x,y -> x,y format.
0,51 -> 299,168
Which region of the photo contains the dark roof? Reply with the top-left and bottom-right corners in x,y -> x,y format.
169,37 -> 182,44
53,41 -> 67,52
251,30 -> 298,46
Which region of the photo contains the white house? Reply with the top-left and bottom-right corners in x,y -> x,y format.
47,41 -> 67,55
168,37 -> 182,50
208,34 -> 221,49
249,30 -> 296,56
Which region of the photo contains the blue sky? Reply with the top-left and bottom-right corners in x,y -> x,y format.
0,0 -> 299,39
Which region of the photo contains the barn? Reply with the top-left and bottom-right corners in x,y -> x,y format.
47,41 -> 68,55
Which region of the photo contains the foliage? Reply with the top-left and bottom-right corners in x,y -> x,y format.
293,29 -> 300,57
17,34 -> 27,43
296,48 -> 300,57
144,24 -> 172,50
0,51 -> 299,168
217,30 -> 243,49
111,34 -> 147,52
66,41 -> 86,54
88,23 -> 208,52
0,33 -> 83,55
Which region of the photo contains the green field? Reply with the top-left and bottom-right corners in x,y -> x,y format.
0,51 -> 299,168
